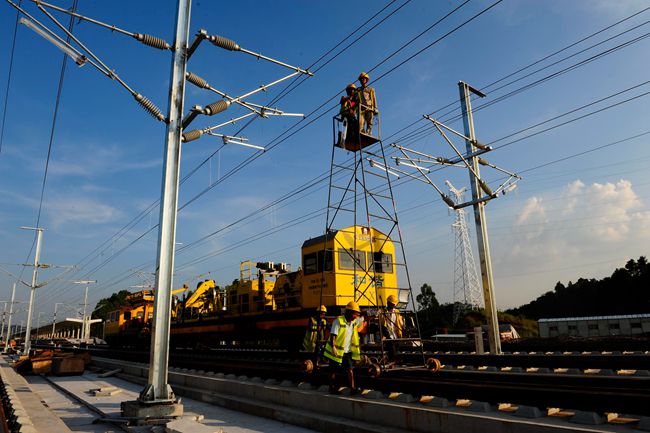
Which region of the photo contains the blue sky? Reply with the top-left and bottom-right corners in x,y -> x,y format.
1,0 -> 649,327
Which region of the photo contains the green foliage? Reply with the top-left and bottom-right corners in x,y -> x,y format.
498,311 -> 538,337
416,283 -> 439,311
92,290 -> 130,320
506,256 -> 650,320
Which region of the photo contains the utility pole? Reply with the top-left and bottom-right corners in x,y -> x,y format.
51,302 -> 63,339
379,86 -> 519,354
21,226 -> 43,354
458,81 -> 501,355
36,312 -> 46,340
66,281 -> 100,341
0,301 -> 7,340
4,283 -> 16,352
7,0 -> 309,420
75,280 -> 96,341
123,0 -> 190,419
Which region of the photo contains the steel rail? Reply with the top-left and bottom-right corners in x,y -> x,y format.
69,346 -> 650,417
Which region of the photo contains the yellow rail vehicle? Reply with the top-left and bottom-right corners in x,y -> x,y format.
275,225 -> 399,309
108,225 -> 401,348
105,290 -> 155,345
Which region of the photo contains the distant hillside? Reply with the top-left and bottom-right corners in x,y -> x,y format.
506,256 -> 650,320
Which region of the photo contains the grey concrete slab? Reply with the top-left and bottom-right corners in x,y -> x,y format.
25,376 -> 116,433
46,371 -> 317,433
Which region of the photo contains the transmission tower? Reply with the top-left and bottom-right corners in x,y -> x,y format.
446,181 -> 482,324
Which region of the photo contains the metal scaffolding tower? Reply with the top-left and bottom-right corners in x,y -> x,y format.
447,181 -> 482,324
328,106 -> 426,372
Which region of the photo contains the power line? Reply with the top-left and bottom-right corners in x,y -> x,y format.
63,80 -> 650,301
46,0 -> 478,290
35,0 -> 426,300
0,0 -> 22,156
37,3 -> 650,306
383,8 -> 650,146
91,123 -> 650,298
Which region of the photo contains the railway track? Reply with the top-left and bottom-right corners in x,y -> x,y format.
69,346 -> 650,418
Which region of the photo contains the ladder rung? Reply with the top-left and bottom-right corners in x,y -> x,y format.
329,206 -> 355,213
368,193 -> 392,200
372,236 -> 403,245
368,213 -> 396,222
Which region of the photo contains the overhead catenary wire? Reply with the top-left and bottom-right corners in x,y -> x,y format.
392,27 -> 650,146
382,5 -> 650,145
35,0 -> 419,300
34,0 -> 411,296
40,0 -> 644,302
27,0 -> 171,50
6,0 -> 167,121
171,88 -> 650,274
35,4 -> 648,308
90,107 -> 650,298
7,0 -> 79,313
0,0 -> 22,157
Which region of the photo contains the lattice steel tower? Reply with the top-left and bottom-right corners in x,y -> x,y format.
446,181 -> 483,324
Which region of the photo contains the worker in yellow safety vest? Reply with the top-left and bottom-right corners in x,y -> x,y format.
303,305 -> 327,355
324,301 -> 366,394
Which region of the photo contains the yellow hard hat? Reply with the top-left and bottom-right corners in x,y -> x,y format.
387,294 -> 398,305
319,305 -> 327,313
345,301 -> 361,313
346,83 -> 357,90
358,72 -> 369,80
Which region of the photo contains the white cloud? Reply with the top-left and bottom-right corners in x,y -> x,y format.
46,142 -> 160,177
589,0 -> 649,18
496,178 -> 650,275
44,195 -> 123,228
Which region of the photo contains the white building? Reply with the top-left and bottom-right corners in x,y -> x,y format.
538,314 -> 650,338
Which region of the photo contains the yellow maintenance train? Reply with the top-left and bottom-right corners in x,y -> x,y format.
105,225 -> 404,348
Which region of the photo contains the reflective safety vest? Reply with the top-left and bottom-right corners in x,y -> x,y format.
303,316 -> 326,352
324,316 -> 361,363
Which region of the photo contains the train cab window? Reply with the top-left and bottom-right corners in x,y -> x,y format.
304,250 -> 333,275
229,290 -> 237,310
338,249 -> 366,270
319,250 -> 333,272
369,251 -> 393,274
304,253 -> 318,275
240,294 -> 249,313
124,312 -> 131,321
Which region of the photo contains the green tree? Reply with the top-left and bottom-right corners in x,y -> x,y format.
92,290 -> 130,320
416,283 -> 439,311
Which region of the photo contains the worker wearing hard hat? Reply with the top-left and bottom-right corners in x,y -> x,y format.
303,305 -> 328,355
324,300 -> 366,394
339,83 -> 358,120
357,72 -> 377,135
379,294 -> 404,362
